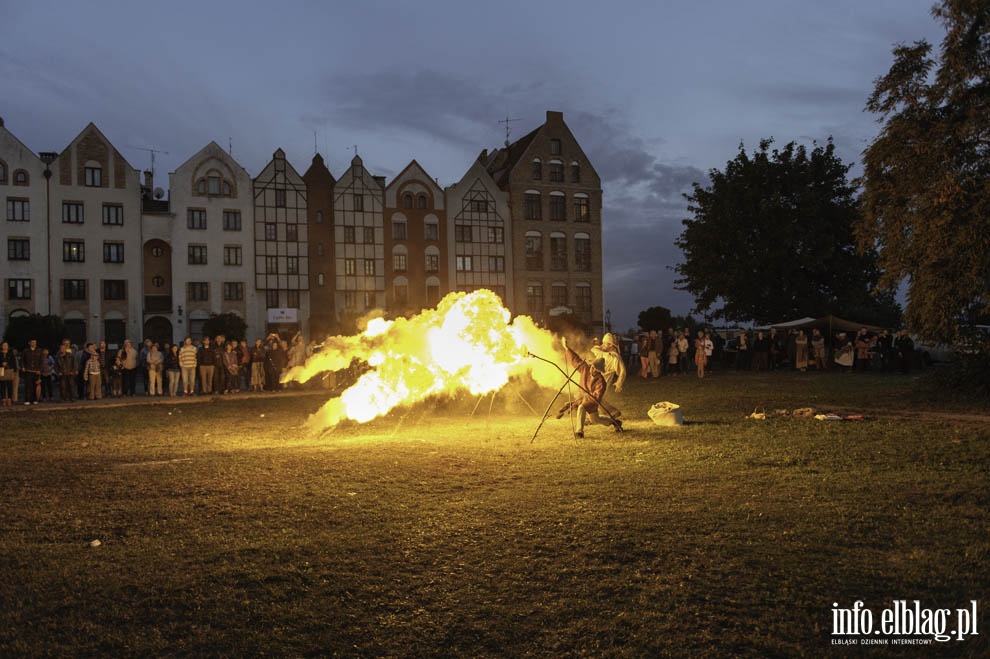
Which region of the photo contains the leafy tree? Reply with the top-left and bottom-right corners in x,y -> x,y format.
675,138 -> 900,326
201,312 -> 247,341
637,306 -> 673,332
2,314 -> 66,352
858,0 -> 989,342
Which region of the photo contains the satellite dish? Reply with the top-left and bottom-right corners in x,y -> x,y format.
153,187 -> 165,199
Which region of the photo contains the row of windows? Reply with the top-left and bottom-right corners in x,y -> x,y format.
391,220 -> 440,241
524,233 -> 592,272
0,165 -> 104,188
524,193 -> 590,221
391,251 -> 442,273
532,159 -> 580,183
391,281 -> 442,306
341,258 -> 380,276
400,193 -> 431,209
454,225 -> 504,243
0,163 -> 30,186
187,210 -> 247,232
454,255 -> 505,273
6,278 -> 127,301
60,202 -> 125,225
526,281 -> 593,313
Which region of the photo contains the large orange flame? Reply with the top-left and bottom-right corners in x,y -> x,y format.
282,290 -> 561,433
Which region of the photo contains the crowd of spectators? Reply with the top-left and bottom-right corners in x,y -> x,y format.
622,326 -> 918,379
0,333 -> 314,407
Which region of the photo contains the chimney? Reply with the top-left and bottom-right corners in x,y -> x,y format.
546,110 -> 563,123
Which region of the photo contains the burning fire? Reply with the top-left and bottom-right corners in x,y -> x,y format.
282,289 -> 561,433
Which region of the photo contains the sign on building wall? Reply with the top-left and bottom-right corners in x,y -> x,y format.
267,308 -> 298,324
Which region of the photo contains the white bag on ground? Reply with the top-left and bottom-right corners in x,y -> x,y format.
649,401 -> 684,426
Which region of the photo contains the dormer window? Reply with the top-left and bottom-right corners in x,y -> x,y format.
417,194 -> 427,209
84,164 -> 102,187
532,158 -> 542,180
208,175 -> 221,195
402,193 -> 413,208
550,139 -> 562,155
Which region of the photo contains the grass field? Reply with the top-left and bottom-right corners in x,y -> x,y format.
1,370 -> 987,657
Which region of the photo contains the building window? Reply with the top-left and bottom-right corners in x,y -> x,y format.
188,282 -> 209,302
187,209 -> 206,230
266,289 -> 279,308
266,255 -> 278,273
550,234 -> 567,270
525,232 -> 543,270
455,225 -> 472,243
343,226 -> 355,243
426,282 -> 440,306
575,284 -> 592,312
353,194 -> 364,211
571,162 -> 581,183
424,221 -> 439,241
6,199 -> 29,221
394,282 -> 408,304
188,245 -> 208,265
574,196 -> 590,222
425,253 -> 439,272
487,227 -> 504,243
197,179 -> 206,194
524,193 -> 541,220
549,162 -> 564,182
62,202 -> 84,224
7,238 -> 29,261
575,233 -> 591,271
392,219 -> 407,240
531,159 -> 542,180
103,242 -> 125,263
551,284 -> 568,308
416,194 -> 427,209
103,280 -> 126,300
275,189 -> 286,207
316,243 -> 324,257
63,279 -> 87,300
343,291 -> 356,308
363,227 -> 375,244
549,194 -> 566,221
403,193 -> 413,208
363,259 -> 376,276
344,258 -> 356,275
103,204 -> 124,225
84,166 -> 102,187
151,246 -> 165,258
550,139 -> 561,155
0,161 -> 6,183
208,175 -> 221,195
265,223 -> 277,241
63,240 -> 85,262
223,282 -> 244,301
393,253 -> 407,272
488,256 -> 505,272
287,256 -> 299,275
470,198 -> 488,213
315,210 -> 324,224
286,224 -> 298,242
317,272 -> 325,286
8,279 -> 31,300
151,275 -> 165,288
222,181 -> 232,196
223,245 -> 242,266
456,255 -> 473,272
526,283 -> 543,313
223,211 -> 241,231
286,290 -> 300,308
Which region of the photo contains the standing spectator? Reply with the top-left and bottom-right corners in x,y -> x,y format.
769,328 -> 782,370
677,329 -> 690,375
875,329 -> 893,373
97,341 -> 112,398
222,343 -> 240,393
647,331 -> 661,378
138,339 -> 152,394
235,339 -> 251,391
40,349 -> 55,401
694,330 -> 708,379
197,336 -> 217,394
637,333 -> 650,379
703,330 -> 714,375
178,337 -> 198,395
795,329 -> 810,372
120,340 -> 138,396
56,343 -> 78,402
212,335 -> 227,395
250,339 -> 267,392
666,335 -> 680,375
0,341 -> 17,407
83,350 -> 102,400
146,343 -> 164,396
628,334 -> 639,371
272,339 -> 290,390
854,328 -> 873,372
109,353 -> 124,397
893,329 -> 914,374
735,332 -> 751,371
811,328 -> 828,370
165,344 -> 181,397
834,333 -> 855,371
20,339 -> 43,405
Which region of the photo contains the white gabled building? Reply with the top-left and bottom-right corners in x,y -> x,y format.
333,154 -> 385,323
445,158 -> 512,304
0,117 -> 50,336
254,148 -> 309,338
166,142 -> 258,342
48,123 -> 143,348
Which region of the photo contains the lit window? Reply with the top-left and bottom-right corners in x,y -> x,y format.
456,255 -> 473,272
573,196 -> 590,222
363,259 -> 376,276
63,240 -> 85,262
393,253 -> 407,272
344,258 -> 356,275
